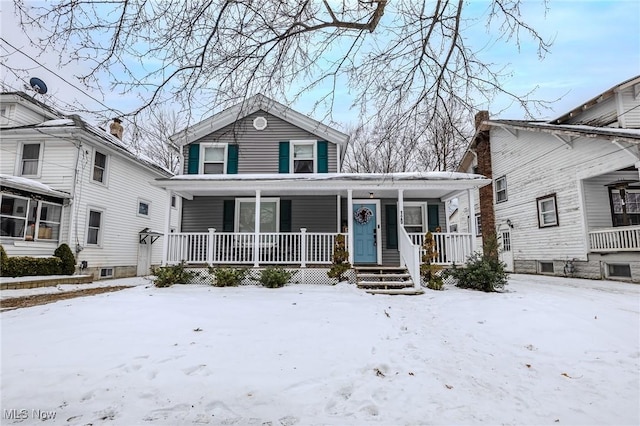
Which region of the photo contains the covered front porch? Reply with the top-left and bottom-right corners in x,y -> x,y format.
156,172 -> 491,288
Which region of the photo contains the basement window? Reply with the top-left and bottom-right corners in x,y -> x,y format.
539,262 -> 554,274
100,268 -> 114,279
607,263 -> 631,279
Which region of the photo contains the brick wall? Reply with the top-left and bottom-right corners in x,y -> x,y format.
474,111 -> 496,250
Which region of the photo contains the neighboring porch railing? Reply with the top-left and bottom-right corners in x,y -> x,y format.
166,229 -> 348,266
408,232 -> 474,265
589,226 -> 640,252
398,227 -> 421,290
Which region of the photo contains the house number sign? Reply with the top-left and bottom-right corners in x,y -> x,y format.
354,206 -> 373,224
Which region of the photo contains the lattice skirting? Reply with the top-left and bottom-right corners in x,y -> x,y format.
185,267 -> 356,286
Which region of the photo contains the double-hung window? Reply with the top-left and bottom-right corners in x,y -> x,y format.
495,176 -> 507,203
92,151 -> 108,183
610,189 -> 640,226
0,195 -> 28,238
87,209 -> 103,245
20,143 -> 42,176
235,198 -> 279,233
291,141 -> 315,173
537,194 -> 559,228
201,143 -> 227,174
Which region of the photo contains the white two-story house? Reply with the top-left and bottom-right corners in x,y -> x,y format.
458,75 -> 640,282
0,92 -> 179,279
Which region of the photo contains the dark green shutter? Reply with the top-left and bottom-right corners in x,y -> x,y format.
279,200 -> 292,232
279,141 -> 290,173
317,141 -> 328,173
187,144 -> 200,174
386,204 -> 398,249
222,200 -> 235,232
428,205 -> 440,232
227,144 -> 238,174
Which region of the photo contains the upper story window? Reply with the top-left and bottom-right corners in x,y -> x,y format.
201,143 -> 227,174
92,150 -> 108,183
495,176 -> 507,203
291,141 -> 316,173
138,199 -> 150,217
0,104 -> 13,126
537,194 -> 559,228
20,143 -> 42,176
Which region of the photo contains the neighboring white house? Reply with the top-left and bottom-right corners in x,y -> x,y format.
458,75 -> 640,282
0,92 -> 179,279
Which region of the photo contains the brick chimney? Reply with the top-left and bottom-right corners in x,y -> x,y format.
109,118 -> 124,140
473,110 -> 496,255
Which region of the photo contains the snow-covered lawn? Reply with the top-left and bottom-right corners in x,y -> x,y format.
1,274 -> 638,425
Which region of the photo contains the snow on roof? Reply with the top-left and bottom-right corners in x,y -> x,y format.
167,171 -> 487,182
36,119 -> 75,127
0,174 -> 72,198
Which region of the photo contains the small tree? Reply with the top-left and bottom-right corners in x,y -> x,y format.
54,244 -> 76,275
421,231 -> 443,290
328,234 -> 351,282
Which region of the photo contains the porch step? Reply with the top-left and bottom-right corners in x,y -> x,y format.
354,266 -> 419,294
365,288 -> 425,296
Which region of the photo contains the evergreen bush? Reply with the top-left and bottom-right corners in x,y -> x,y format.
0,245 -> 8,276
327,234 -> 351,282
209,267 -> 248,287
54,244 -> 76,275
421,231 -> 444,290
443,233 -> 508,292
258,266 -> 292,288
2,256 -> 62,277
152,262 -> 195,287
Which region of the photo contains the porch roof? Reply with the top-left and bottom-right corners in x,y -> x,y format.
153,171 -> 491,200
0,174 -> 72,200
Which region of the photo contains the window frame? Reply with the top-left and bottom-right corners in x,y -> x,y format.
475,213 -> 482,236
234,197 -> 280,233
137,198 -> 151,218
0,194 -> 30,239
0,195 -> 62,241
86,207 -> 104,246
0,104 -> 13,126
35,201 -> 62,241
495,176 -> 507,203
290,140 -> 317,174
536,193 -> 559,228
403,202 -> 427,234
91,149 -> 109,185
609,188 -> 640,227
200,143 -> 228,174
18,142 -> 43,177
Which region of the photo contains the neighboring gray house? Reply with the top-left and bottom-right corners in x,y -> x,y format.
459,75 -> 640,282
155,95 -> 490,293
0,92 -> 178,279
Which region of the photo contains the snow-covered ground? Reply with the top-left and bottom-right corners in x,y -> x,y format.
0,277 -> 146,301
1,274 -> 638,425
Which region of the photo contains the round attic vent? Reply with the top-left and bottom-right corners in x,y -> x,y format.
253,116 -> 268,130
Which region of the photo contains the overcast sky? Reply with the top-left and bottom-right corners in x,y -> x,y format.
1,0 -> 638,128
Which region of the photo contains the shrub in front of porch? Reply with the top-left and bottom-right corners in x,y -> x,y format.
54,244 -> 76,275
152,262 -> 195,287
421,232 -> 444,291
209,267 -> 248,287
258,267 -> 293,288
443,234 -> 508,292
328,234 -> 351,283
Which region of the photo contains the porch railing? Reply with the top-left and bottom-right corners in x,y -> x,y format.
408,232 -> 474,265
399,227 -> 421,290
166,229 -> 348,266
589,226 -> 640,252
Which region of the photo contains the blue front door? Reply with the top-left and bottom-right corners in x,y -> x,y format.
353,203 -> 377,264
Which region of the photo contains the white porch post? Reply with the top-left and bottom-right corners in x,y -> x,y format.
207,228 -> 215,265
445,200 -> 451,233
254,190 -> 261,267
636,161 -> 640,180
161,189 -> 172,265
397,189 -> 405,267
336,195 -> 342,232
300,228 -> 307,267
347,189 -> 354,265
468,189 -> 477,253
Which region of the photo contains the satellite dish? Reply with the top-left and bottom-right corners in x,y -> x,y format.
29,77 -> 48,94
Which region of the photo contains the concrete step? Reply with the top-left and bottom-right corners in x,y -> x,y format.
357,273 -> 411,280
365,288 -> 424,295
357,281 -> 414,289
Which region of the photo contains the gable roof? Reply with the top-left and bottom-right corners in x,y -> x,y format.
550,75 -> 640,126
0,92 -> 173,177
169,94 -> 350,147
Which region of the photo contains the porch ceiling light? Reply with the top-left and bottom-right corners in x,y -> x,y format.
369,192 -> 374,198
